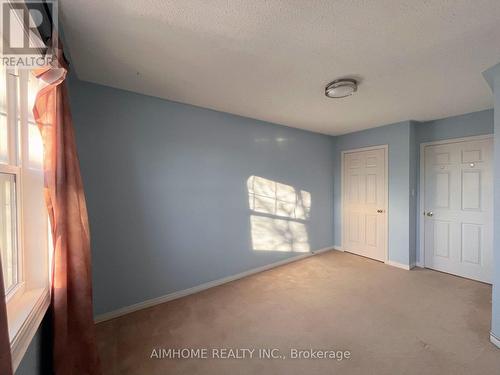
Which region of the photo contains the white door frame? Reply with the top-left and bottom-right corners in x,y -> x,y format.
418,134 -> 494,268
340,144 -> 389,262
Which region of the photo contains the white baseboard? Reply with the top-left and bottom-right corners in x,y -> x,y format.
95,246 -> 335,323
415,262 -> 424,268
385,260 -> 412,270
332,246 -> 344,252
491,332 -> 500,349
313,246 -> 337,254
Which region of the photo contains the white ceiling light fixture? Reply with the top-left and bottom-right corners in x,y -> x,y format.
325,78 -> 358,98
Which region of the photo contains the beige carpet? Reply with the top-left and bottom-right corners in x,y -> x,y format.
95,251 -> 500,375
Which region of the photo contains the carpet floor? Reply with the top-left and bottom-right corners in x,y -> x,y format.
95,250 -> 500,374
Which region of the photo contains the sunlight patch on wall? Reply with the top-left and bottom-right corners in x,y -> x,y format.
247,176 -> 311,252
250,215 -> 309,252
247,176 -> 311,220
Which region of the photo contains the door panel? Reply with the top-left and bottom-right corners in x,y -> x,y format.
461,170 -> 481,210
423,138 -> 493,283
461,223 -> 481,265
343,147 -> 387,261
349,212 -> 360,242
433,220 -> 450,258
434,172 -> 450,208
366,174 -> 377,204
365,215 -> 378,247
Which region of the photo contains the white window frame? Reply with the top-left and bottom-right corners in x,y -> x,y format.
1,67 -> 50,372
1,68 -> 22,299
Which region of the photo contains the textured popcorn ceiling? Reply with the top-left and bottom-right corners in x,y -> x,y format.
60,0 -> 500,135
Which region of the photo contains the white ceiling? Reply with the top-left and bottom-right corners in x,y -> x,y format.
60,0 -> 500,135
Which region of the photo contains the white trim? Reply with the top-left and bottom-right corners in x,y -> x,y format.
419,134 -> 493,149
6,68 -> 18,165
0,164 -> 20,175
341,144 -> 389,153
340,144 -> 389,262
490,332 -> 500,349
418,134 -> 494,269
311,247 -> 335,255
95,247 -> 336,323
385,260 -> 413,270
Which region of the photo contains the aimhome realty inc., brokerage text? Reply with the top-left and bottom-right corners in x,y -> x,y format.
150,348 -> 352,361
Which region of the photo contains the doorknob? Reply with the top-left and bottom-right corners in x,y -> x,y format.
426,211 -> 433,217
377,209 -> 384,213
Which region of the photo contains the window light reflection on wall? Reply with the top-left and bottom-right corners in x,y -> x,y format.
247,176 -> 311,252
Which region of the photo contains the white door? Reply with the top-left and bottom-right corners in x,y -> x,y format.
423,138 -> 493,283
343,147 -> 387,261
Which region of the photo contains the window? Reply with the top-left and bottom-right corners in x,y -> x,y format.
0,173 -> 18,293
0,64 -> 50,370
0,65 -> 21,297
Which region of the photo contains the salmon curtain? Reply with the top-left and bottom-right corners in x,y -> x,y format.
33,41 -> 101,374
0,263 -> 13,374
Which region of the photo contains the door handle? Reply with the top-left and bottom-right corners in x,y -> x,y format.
426,211 -> 433,217
377,209 -> 385,213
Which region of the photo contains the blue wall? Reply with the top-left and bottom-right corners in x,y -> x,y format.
333,121 -> 414,266
409,121 -> 418,266
494,74 -> 500,343
484,63 -> 500,343
68,78 -> 335,316
14,314 -> 52,375
414,110 -> 493,144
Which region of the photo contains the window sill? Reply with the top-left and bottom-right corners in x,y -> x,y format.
6,286 -> 50,371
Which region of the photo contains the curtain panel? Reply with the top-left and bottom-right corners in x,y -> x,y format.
34,41 -> 101,375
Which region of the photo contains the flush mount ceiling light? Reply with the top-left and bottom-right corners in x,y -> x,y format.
325,78 -> 358,98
